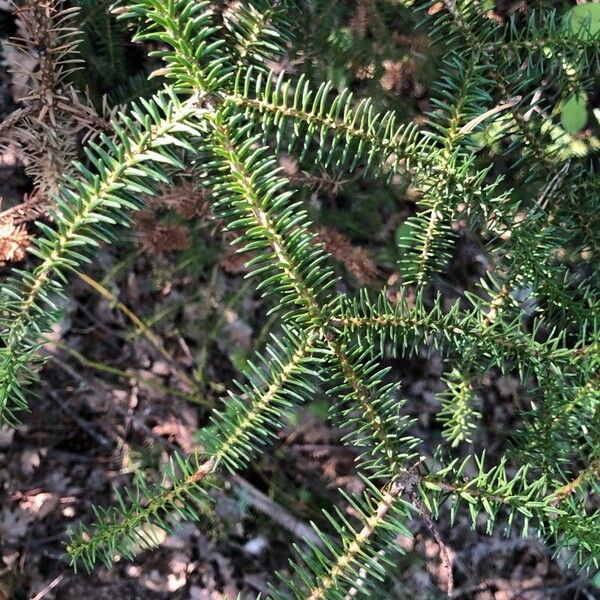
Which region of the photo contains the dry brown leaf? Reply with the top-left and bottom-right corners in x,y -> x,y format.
0,217 -> 29,266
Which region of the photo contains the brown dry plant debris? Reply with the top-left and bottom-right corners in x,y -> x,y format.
315,226 -> 378,285
149,183 -> 211,220
3,1 -> 83,194
391,32 -> 429,52
0,192 -> 47,225
380,58 -> 417,95
0,216 -> 29,266
135,212 -> 191,255
350,1 -> 369,38
133,183 -> 212,255
0,0 -> 111,223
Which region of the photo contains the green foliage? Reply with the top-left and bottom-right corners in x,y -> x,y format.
277,480 -> 415,599
73,0 -> 154,105
1,0 -> 599,595
560,93 -> 588,133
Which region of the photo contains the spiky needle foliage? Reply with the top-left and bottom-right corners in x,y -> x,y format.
0,0 -> 599,594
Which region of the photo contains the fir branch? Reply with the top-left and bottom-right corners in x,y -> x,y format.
0,0 -> 598,586
552,458 -> 600,505
437,368 -> 480,447
115,0 -> 229,94
202,328 -> 321,471
304,484 -> 404,600
396,51 -> 495,285
277,480 -> 415,600
203,112 -> 334,326
0,89 -> 206,424
202,114 -> 420,481
68,327 -> 319,569
325,339 -> 420,478
224,68 -> 429,176
221,0 -> 291,72
419,454 -> 556,532
335,289 -> 575,378
67,454 -> 217,570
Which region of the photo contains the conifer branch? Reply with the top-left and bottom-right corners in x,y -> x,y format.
224,69 -> 429,176
438,368 -> 480,447
335,289 -> 575,376
222,0 -> 290,72
277,480 -> 415,599
68,327 -> 319,570
201,112 -> 415,480
204,113 -> 332,326
304,482 -> 405,600
0,89 -> 206,424
0,0 -> 598,587
116,0 -> 229,94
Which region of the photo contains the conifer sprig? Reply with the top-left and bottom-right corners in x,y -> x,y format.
0,89 -> 205,424
68,327 -> 320,570
278,480 -> 415,600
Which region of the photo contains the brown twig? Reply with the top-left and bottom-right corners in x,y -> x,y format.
228,474 -> 323,546
0,193 -> 47,225
0,104 -> 36,135
410,490 -> 454,597
29,574 -> 64,600
45,388 -> 113,450
551,458 -> 600,505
